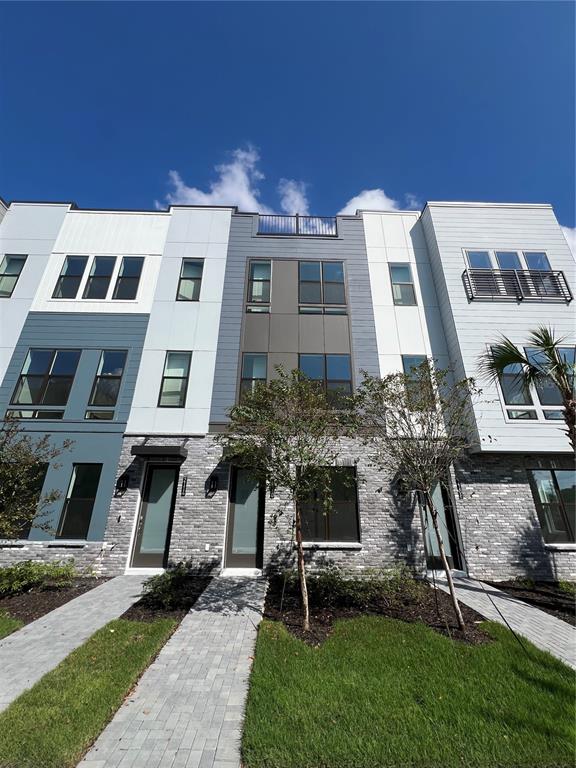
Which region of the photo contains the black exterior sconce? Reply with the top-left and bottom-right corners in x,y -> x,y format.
115,472 -> 130,497
181,476 -> 188,497
205,474 -> 219,498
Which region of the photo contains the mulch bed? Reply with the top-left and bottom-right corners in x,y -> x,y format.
121,574 -> 214,624
0,578 -> 109,626
264,576 -> 490,646
486,581 -> 576,627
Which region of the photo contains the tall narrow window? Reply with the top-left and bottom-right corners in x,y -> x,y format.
177,259 -> 204,301
113,257 -> 144,300
300,467 -> 360,542
158,352 -> 191,407
12,349 -> 81,407
524,252 -> 551,271
247,261 -> 271,311
528,469 -> 575,543
402,354 -> 430,409
240,354 -> 267,399
57,464 -> 102,540
389,264 -> 417,305
88,350 -> 127,409
52,256 -> 88,299
497,361 -> 534,407
0,255 -> 27,298
299,261 -> 322,303
322,262 -> 345,304
83,256 -> 116,299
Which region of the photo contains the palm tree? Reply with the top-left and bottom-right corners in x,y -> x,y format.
478,326 -> 575,452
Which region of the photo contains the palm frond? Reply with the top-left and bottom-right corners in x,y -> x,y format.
477,336 -> 530,384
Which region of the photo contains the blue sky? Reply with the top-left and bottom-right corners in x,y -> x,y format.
0,1 -> 574,242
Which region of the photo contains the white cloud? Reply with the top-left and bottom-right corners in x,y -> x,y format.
277,179 -> 309,215
156,146 -> 310,215
337,188 -> 400,215
561,225 -> 576,256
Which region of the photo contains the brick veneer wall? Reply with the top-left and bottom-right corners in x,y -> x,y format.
454,453 -> 575,581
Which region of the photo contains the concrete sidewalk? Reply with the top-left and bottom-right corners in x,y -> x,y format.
79,576 -> 267,768
433,572 -> 576,669
0,574 -> 147,712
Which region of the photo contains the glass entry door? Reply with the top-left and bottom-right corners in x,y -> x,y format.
225,467 -> 264,568
131,465 -> 178,568
423,484 -> 461,570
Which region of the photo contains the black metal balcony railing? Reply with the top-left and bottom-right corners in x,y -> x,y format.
257,214 -> 338,237
463,269 -> 573,303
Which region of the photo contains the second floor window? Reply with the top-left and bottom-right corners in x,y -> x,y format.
247,261 -> 271,312
83,256 -> 116,300
389,264 -> 417,305
298,354 -> 352,402
158,352 -> 191,407
89,350 -> 127,408
52,256 -> 89,299
240,353 -> 267,399
113,257 -> 144,300
299,261 -> 346,313
12,349 -> 81,407
177,259 -> 203,301
0,255 -> 27,298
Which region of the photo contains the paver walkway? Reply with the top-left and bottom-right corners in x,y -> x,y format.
0,574 -> 146,712
432,571 -> 576,669
79,576 -> 267,768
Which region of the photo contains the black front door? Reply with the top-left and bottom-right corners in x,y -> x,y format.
131,465 -> 178,568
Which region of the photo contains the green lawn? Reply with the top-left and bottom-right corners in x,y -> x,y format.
0,611 -> 23,640
243,617 -> 575,768
0,617 -> 177,768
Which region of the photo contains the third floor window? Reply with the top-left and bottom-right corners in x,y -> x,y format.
0,255 -> 27,298
177,259 -> 204,301
246,261 -> 271,312
299,261 -> 346,314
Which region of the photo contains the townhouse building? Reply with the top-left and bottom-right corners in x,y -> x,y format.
0,197 -> 574,582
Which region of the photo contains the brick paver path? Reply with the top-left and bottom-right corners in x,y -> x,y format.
433,572 -> 576,669
78,576 -> 267,768
0,574 -> 147,712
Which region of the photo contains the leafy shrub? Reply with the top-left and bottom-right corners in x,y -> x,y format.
0,560 -> 76,596
140,560 -> 217,611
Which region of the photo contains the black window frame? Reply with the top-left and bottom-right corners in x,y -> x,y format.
246,260 -> 271,311
82,256 -> 117,300
52,255 -> 89,299
298,353 -> 353,404
389,263 -> 417,306
176,259 -> 204,302
300,466 -> 360,543
11,348 -> 81,408
298,260 -> 347,313
112,257 -> 144,300
157,351 -> 192,408
0,254 -> 27,298
57,463 -> 103,540
528,468 -> 575,544
240,353 -> 268,401
88,349 -> 128,411
5,409 -> 65,420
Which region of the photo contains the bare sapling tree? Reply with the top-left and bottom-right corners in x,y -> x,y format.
357,361 -> 481,631
216,368 -> 357,631
478,326 -> 576,453
0,415 -> 73,539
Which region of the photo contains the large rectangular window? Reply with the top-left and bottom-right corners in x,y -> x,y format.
57,464 -> 102,540
0,255 -> 27,298
300,467 -> 360,542
112,257 -> 144,300
158,352 -> 191,407
88,350 -> 127,412
12,349 -> 81,408
240,353 -> 267,399
83,256 -> 116,299
177,259 -> 203,301
298,261 -> 346,313
247,261 -> 271,312
52,256 -> 89,299
389,264 -> 417,305
298,354 -> 352,403
528,469 -> 575,544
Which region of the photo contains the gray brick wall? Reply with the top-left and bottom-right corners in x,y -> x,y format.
454,453 -> 575,581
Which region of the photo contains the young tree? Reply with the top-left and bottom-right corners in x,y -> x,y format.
216,368 -> 357,631
357,362 -> 481,631
478,326 -> 575,452
0,416 -> 72,539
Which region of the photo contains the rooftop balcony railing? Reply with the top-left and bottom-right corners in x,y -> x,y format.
463,269 -> 573,303
257,214 -> 338,237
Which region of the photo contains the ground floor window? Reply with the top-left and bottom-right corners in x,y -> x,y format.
528,468 -> 575,544
300,466 -> 359,542
57,464 -> 102,539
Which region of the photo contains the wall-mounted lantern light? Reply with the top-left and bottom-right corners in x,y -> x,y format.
115,473 -> 130,497
181,476 -> 188,497
206,474 -> 219,498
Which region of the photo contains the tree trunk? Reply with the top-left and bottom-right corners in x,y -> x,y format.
294,504 -> 310,632
424,491 -> 465,632
562,395 -> 576,453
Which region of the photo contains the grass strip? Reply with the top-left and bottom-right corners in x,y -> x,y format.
0,617 -> 176,768
0,611 -> 23,640
243,616 -> 575,768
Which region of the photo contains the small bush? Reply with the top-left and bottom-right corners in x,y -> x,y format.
140,560 -> 217,610
0,560 -> 76,597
